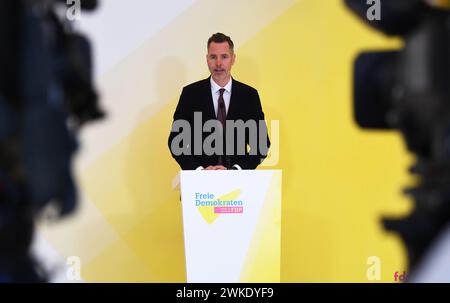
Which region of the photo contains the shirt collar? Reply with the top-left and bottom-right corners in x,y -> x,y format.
210,77 -> 232,94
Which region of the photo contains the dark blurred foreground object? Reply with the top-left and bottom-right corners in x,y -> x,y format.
0,0 -> 103,282
345,0 -> 450,278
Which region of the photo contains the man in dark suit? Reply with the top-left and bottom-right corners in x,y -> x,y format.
168,33 -> 270,170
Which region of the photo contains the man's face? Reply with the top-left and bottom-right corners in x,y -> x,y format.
207,42 -> 235,85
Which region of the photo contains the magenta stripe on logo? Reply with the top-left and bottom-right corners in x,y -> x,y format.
214,207 -> 243,214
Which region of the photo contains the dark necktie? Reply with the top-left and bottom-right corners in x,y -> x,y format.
217,88 -> 226,128
217,88 -> 226,165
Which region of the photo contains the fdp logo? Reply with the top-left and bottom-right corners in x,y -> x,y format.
394,271 -> 408,282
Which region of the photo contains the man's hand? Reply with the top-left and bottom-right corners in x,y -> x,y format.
204,165 -> 227,170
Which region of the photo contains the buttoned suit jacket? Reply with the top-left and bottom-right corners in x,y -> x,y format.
168,77 -> 270,170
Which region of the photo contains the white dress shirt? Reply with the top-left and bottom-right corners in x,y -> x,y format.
210,77 -> 232,117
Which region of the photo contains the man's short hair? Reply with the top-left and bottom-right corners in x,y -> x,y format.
207,33 -> 234,53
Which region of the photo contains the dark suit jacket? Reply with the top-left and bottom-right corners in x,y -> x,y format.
168,77 -> 270,170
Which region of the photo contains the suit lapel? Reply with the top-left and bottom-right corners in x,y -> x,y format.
201,78 -> 216,121
227,79 -> 239,120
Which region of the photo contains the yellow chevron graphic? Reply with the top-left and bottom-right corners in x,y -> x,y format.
197,189 -> 242,224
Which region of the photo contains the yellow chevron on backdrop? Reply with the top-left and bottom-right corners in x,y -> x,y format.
41,0 -> 413,282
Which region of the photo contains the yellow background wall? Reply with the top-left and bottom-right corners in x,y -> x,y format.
40,0 -> 412,282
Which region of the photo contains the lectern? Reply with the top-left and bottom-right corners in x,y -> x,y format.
178,169 -> 282,282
